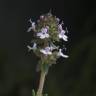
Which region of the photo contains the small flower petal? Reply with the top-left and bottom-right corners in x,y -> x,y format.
58,49 -> 69,58
58,24 -> 63,31
27,27 -> 33,32
40,47 -> 52,55
27,43 -> 37,51
27,19 -> 35,32
37,27 -> 49,39
58,29 -> 68,41
40,49 -> 52,55
62,34 -> 68,41
41,28 -> 48,33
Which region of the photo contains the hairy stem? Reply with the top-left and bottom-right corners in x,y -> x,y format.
36,71 -> 46,96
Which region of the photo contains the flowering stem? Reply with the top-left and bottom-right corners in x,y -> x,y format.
36,70 -> 46,96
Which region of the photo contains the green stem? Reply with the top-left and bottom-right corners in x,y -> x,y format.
36,71 -> 46,96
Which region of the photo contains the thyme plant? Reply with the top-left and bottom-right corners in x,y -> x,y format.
27,11 -> 69,96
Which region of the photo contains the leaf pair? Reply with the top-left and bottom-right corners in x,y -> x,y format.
32,89 -> 48,96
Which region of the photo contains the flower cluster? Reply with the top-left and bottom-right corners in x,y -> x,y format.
27,12 -> 68,70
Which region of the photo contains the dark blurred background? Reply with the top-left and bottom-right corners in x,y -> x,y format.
0,0 -> 96,96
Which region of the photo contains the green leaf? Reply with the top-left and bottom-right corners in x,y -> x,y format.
32,89 -> 36,96
43,93 -> 48,96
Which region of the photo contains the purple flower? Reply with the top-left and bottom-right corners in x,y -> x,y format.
37,27 -> 49,39
40,47 -> 52,55
58,30 -> 68,41
58,24 -> 68,41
